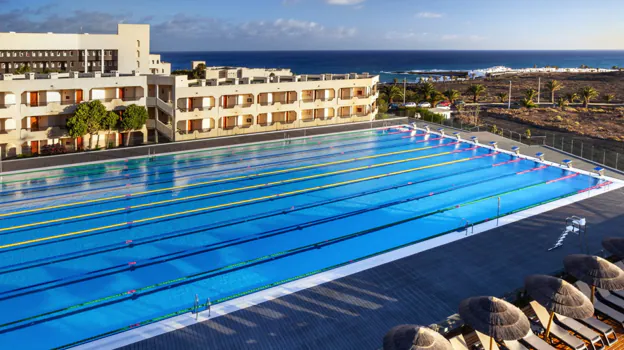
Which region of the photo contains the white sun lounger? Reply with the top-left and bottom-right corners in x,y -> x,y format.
554,313 -> 604,350
502,340 -> 529,350
520,330 -> 556,350
474,330 -> 500,350
575,281 -> 624,327
449,334 -> 469,350
559,313 -> 617,346
530,301 -> 588,350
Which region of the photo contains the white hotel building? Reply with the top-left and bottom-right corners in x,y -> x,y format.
0,24 -> 379,158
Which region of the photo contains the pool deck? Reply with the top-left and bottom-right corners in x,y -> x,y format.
118,184 -> 624,349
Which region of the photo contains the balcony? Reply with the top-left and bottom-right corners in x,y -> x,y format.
0,129 -> 17,142
176,106 -> 217,121
91,97 -> 145,110
19,126 -> 69,140
21,101 -> 78,116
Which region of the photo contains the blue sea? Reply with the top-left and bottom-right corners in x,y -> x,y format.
157,50 -> 624,83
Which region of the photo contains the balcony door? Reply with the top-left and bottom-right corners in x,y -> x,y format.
30,92 -> 38,106
30,116 -> 39,131
118,88 -> 125,100
76,90 -> 83,103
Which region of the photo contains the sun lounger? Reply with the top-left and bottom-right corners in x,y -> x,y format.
502,340 -> 529,350
449,334 -> 469,350
554,314 -> 604,350
576,281 -> 624,327
597,287 -> 624,313
530,301 -> 588,350
560,313 -> 617,346
520,330 -> 556,350
474,330 -> 500,350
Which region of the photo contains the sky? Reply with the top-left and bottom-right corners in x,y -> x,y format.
0,0 -> 623,51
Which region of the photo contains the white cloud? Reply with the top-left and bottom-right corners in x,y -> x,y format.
326,0 -> 365,5
441,34 -> 459,40
385,31 -> 427,40
416,12 -> 443,18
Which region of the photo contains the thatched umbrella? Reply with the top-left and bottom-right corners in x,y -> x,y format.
602,237 -> 624,258
459,296 -> 530,350
524,274 -> 593,342
383,325 -> 453,350
564,254 -> 624,303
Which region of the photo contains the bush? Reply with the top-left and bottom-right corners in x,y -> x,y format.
415,107 -> 446,123
40,144 -> 67,156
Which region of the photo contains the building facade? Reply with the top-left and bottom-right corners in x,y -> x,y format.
0,25 -> 378,159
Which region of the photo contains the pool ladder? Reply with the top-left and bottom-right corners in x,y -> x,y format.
463,219 -> 474,236
548,216 -> 587,252
192,295 -> 212,320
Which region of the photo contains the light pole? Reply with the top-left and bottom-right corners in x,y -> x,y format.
403,78 -> 407,105
537,77 -> 541,104
508,81 -> 512,109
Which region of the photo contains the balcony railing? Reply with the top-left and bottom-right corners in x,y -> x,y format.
223,103 -> 253,109
178,106 -> 214,112
0,103 -> 15,109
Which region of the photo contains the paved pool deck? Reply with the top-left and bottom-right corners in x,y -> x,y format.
118,183 -> 624,349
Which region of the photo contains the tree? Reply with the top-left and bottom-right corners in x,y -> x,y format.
101,111 -> 120,148
545,80 -> 563,103
443,89 -> 460,104
378,98 -> 389,114
120,104 -> 148,146
67,100 -> 106,149
579,86 -> 598,108
603,94 -> 615,103
417,82 -> 436,101
393,78 -> 399,85
430,91 -> 445,107
557,97 -> 569,111
524,88 -> 538,102
497,92 -> 508,103
15,65 -> 31,74
520,97 -> 537,108
565,92 -> 579,103
192,63 -> 206,79
388,85 -> 404,103
466,84 -> 486,103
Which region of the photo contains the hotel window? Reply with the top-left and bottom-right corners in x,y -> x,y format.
137,61 -> 140,68
44,51 -> 48,57
63,51 -> 67,57
137,40 -> 140,47
137,50 -> 140,58
51,52 -> 55,57
0,52 -> 3,57
69,51 -> 73,56
1,64 -> 4,69
50,63 -> 55,68
56,51 -> 60,56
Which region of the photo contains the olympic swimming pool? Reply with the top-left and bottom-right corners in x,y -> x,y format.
0,126 -> 616,349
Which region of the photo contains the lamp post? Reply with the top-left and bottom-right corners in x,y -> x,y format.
508,81 -> 512,109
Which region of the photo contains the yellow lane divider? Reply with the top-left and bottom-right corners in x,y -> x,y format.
0,147 -> 459,232
0,157 -> 471,249
1,142 -> 456,218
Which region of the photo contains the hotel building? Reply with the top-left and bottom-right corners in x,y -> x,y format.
0,25 -> 378,158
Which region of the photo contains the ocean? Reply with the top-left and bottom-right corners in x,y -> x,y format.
157,50 -> 624,83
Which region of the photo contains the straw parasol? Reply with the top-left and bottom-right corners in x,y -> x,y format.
563,254 -> 624,303
459,296 -> 530,350
524,275 -> 593,342
602,237 -> 624,258
383,325 -> 453,350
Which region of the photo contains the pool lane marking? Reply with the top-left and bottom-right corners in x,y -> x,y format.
0,168 -> 588,331
0,134 -> 430,207
0,139 -> 459,218
0,159 -> 511,274
0,142 -> 465,233
0,163 -> 543,300
0,150 -> 490,249
1,130 -> 420,195
0,128 -> 410,184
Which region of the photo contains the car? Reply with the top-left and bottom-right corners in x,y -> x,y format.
436,105 -> 451,110
404,102 -> 417,108
454,100 -> 465,106
417,102 -> 432,108
437,101 -> 451,107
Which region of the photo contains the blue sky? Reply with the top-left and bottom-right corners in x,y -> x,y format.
1,0 -> 623,51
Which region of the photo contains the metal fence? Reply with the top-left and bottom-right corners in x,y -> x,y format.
380,112 -> 624,172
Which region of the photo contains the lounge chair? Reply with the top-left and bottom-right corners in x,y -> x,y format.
559,314 -> 617,346
474,330 -> 500,350
502,340 -> 529,350
596,287 -> 624,313
449,334 -> 469,350
530,301 -> 588,350
520,330 -> 556,350
576,281 -> 624,327
554,313 -> 604,350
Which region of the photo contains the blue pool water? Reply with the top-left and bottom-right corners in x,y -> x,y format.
0,127 -> 606,349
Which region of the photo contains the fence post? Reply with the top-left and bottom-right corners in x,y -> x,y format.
603,150 -> 606,165
591,146 -> 594,161
581,143 -> 584,159
561,137 -> 564,150
617,153 -> 620,170
571,139 -> 574,154
552,134 -> 555,146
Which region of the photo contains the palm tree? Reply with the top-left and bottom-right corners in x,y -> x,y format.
497,92 -> 508,103
524,88 -> 538,102
388,85 -> 404,103
545,80 -> 563,103
565,92 -> 579,103
520,97 -> 537,108
579,86 -> 598,108
417,82 -> 436,101
467,84 -> 486,103
603,94 -> 615,103
443,89 -> 461,104
557,97 -> 569,111
430,91 -> 446,107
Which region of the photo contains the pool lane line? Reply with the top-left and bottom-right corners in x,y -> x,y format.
0,161 -> 544,300
0,142 -> 464,233
0,168 -> 585,332
0,130 -> 419,196
0,139 -> 459,219
61,178 -> 612,350
0,155 -> 516,274
0,149 -> 490,250
0,135 -> 435,206
0,128 -> 409,185
0,142 -> 466,234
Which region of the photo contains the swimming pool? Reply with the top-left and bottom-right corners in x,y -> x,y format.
0,126 -> 612,349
